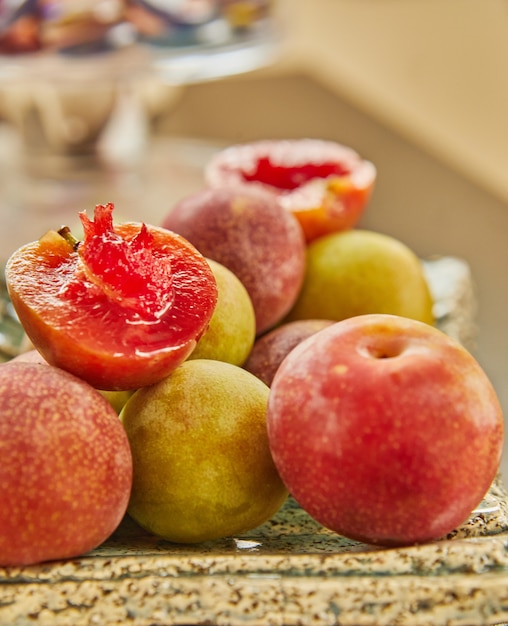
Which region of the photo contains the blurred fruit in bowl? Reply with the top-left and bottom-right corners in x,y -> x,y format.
121,358 -> 288,543
286,229 -> 435,325
0,3 -> 40,54
204,139 -> 376,242
137,0 -> 217,26
162,185 -> 306,335
0,0 -> 127,55
0,361 -> 133,566
0,0 -> 276,54
221,0 -> 271,30
267,313 -> 504,547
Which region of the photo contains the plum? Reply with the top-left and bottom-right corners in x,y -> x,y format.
11,349 -> 134,413
0,362 -> 132,566
286,229 -> 435,325
189,259 -> 256,366
5,203 -> 218,390
204,139 -> 377,243
161,186 -> 306,335
267,314 -> 504,546
244,319 -> 335,386
121,359 -> 288,543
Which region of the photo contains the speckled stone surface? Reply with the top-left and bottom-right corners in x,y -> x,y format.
1,256 -> 508,625
1,479 -> 508,626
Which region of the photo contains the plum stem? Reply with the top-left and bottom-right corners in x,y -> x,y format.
57,226 -> 80,251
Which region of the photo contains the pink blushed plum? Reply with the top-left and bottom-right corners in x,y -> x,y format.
267,314 -> 504,546
161,186 -> 306,335
244,319 -> 335,386
0,362 -> 133,566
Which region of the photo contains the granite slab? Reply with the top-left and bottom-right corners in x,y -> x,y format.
1,480 -> 508,626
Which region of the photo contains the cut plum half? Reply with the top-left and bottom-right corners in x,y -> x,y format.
204,139 -> 377,242
5,203 -> 218,390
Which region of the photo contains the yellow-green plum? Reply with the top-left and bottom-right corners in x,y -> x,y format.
121,359 -> 288,543
286,229 -> 435,325
189,259 -> 256,366
99,389 -> 135,414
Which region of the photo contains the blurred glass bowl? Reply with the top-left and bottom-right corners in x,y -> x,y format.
0,1 -> 280,83
0,1 -> 281,177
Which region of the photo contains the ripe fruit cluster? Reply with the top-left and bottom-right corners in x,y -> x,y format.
0,139 -> 504,567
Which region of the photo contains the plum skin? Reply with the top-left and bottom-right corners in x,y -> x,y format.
162,185 -> 306,335
267,314 -> 504,547
244,319 -> 335,386
285,229 -> 435,326
189,258 -> 256,366
121,359 -> 288,543
0,362 -> 133,566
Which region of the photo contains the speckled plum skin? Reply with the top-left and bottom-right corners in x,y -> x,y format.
244,319 -> 335,386
121,359 -> 288,543
0,362 -> 133,566
267,314 -> 504,547
11,350 -> 135,414
162,186 -> 306,335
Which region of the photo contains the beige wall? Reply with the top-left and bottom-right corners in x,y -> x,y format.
269,0 -> 508,475
272,0 -> 508,206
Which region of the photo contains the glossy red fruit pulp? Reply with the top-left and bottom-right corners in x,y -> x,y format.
204,139 -> 377,243
6,204 -> 218,390
78,206 -> 176,321
241,157 -> 350,190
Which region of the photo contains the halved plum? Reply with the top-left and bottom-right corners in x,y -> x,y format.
204,139 -> 377,243
5,203 -> 218,391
